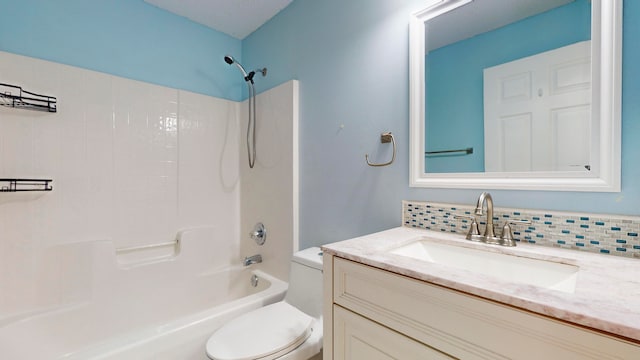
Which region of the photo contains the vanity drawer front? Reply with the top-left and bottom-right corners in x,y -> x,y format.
333,305 -> 454,360
332,257 -> 640,360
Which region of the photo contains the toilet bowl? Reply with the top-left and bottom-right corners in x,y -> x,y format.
206,247 -> 324,360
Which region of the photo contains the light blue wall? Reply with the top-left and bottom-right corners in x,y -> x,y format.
0,0 -> 243,101
245,0 -> 640,249
426,0 -> 590,173
1,0 -> 638,249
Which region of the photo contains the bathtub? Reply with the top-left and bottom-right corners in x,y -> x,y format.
0,227 -> 288,359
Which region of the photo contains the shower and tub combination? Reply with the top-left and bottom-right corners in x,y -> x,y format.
0,50 -> 301,359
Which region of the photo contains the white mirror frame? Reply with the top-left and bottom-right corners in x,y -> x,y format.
409,0 -> 622,192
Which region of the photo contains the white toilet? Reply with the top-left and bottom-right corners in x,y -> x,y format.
206,247 -> 324,360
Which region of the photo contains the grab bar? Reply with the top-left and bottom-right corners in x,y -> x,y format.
425,147 -> 473,156
366,132 -> 396,167
116,238 -> 180,254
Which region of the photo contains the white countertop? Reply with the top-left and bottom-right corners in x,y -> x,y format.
322,226 -> 640,343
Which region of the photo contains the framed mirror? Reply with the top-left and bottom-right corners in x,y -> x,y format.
409,0 -> 621,191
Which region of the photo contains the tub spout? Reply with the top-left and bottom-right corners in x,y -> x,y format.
243,254 -> 262,266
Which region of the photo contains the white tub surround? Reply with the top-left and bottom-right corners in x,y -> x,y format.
322,226 -> 640,343
240,80 -> 300,282
0,51 -> 300,359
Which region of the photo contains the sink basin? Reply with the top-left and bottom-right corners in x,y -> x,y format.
389,240 -> 579,293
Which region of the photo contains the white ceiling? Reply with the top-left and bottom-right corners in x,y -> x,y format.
144,0 -> 294,39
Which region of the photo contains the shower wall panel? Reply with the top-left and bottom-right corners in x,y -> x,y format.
0,51 -> 241,320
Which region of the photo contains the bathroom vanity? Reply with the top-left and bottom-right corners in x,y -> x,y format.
322,227 -> 640,359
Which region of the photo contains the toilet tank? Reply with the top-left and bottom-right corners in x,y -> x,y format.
284,247 -> 323,319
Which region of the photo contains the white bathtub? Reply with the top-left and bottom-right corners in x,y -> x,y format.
0,228 -> 288,360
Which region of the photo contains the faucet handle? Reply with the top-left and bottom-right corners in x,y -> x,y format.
455,215 -> 481,241
500,219 -> 531,246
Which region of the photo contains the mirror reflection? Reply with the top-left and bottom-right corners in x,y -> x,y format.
424,0 -> 592,173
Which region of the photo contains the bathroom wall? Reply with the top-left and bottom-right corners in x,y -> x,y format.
0,50 -> 241,319
244,0 -> 640,249
0,0 -> 243,101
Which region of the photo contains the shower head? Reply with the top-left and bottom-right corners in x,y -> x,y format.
224,54 -> 253,82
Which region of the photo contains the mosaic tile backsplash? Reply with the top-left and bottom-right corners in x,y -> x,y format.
403,200 -> 640,259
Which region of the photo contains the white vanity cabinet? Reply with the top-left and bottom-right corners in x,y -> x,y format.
323,254 -> 640,360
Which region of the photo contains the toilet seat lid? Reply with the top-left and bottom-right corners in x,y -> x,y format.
206,302 -> 314,360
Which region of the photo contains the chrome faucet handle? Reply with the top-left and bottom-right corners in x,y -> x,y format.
455,215 -> 481,241
500,219 -> 531,246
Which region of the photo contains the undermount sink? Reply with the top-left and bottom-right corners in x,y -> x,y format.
389,240 -> 579,293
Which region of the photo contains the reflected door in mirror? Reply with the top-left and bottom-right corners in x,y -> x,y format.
484,41 -> 592,172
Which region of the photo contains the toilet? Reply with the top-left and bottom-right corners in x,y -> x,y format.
206,247 -> 324,360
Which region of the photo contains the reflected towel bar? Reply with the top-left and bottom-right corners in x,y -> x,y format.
425,147 -> 473,156
116,238 -> 180,254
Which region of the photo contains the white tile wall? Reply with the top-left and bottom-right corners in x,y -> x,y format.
0,51 -> 246,319
240,80 -> 299,281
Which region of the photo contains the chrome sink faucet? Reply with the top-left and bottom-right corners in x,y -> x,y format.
474,192 -> 500,244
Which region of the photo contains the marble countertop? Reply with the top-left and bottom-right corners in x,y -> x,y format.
322,226 -> 640,343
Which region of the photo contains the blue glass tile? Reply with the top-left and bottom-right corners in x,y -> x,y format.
616,239 -> 627,244
544,221 -> 552,225
580,217 -> 589,221
528,240 -> 536,244
533,216 -> 540,221
595,221 -> 605,226
536,234 -> 544,238
562,230 -> 571,234
611,227 -> 621,231
628,232 -> 638,237
576,242 -> 585,247
514,231 -> 521,235
525,229 -> 532,233
616,247 -> 627,252
580,224 -> 589,229
590,240 -> 600,245
557,240 -> 566,244
634,245 -> 640,250
514,212 -> 521,216
545,214 -> 553,218
566,219 -> 575,223
600,249 -> 610,254
575,235 -> 585,239
528,226 -> 536,230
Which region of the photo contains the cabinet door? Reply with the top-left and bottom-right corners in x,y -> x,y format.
333,305 -> 454,360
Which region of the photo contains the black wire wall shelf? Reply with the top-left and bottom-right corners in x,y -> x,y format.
0,179 -> 53,192
0,83 -> 57,113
